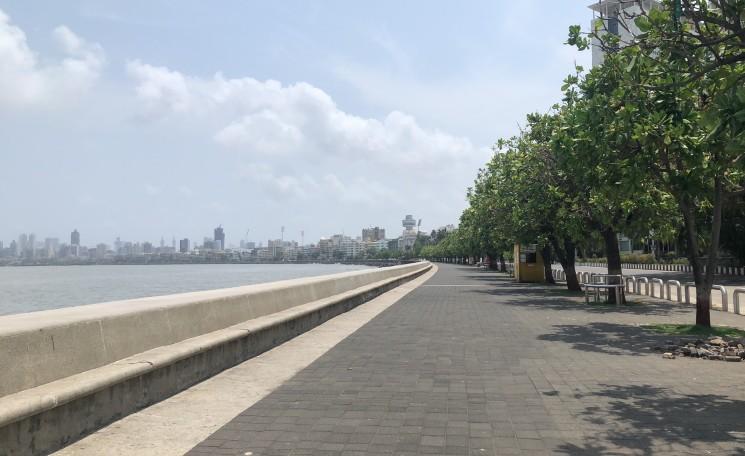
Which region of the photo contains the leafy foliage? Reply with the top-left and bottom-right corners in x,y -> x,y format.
425,0 -> 744,325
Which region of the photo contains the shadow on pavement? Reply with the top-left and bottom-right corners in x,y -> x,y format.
470,286 -> 691,317
553,384 -> 745,455
536,322 -> 671,357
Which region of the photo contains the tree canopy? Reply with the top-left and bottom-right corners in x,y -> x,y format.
424,0 -> 744,326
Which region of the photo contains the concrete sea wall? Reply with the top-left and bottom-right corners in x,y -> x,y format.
0,262 -> 431,455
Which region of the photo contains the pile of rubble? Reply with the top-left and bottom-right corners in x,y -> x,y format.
654,336 -> 745,361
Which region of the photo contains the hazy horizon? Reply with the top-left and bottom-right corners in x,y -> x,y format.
0,1 -> 592,245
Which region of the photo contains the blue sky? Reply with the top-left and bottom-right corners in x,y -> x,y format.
0,1 -> 593,246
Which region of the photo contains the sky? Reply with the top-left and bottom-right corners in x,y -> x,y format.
0,1 -> 593,247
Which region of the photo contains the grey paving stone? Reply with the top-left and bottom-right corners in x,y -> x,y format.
187,265 -> 745,455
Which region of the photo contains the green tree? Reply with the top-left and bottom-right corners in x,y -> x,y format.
556,61 -> 679,301
570,0 -> 745,325
490,112 -> 590,291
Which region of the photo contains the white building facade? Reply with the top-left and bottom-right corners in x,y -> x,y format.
589,0 -> 658,67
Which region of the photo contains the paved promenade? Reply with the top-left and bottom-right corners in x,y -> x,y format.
188,264 -> 745,455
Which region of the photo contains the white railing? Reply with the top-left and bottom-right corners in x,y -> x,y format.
636,277 -> 649,295
625,276 -> 637,294
550,267 -> 742,315
650,278 -> 664,298
666,280 -> 682,302
712,285 -> 728,312
684,282 -> 696,305
734,288 -> 745,314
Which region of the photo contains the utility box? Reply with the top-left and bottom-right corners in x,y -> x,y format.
513,243 -> 546,283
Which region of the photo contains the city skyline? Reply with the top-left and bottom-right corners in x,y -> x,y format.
1,217 -> 440,253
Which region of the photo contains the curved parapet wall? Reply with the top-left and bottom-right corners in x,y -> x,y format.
0,261 -> 431,455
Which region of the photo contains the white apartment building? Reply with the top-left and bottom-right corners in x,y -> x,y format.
341,237 -> 365,258
589,0 -> 658,67
366,238 -> 389,252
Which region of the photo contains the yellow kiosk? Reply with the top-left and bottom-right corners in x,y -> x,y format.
513,243 -> 546,283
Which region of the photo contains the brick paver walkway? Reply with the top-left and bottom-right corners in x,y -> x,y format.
188,264 -> 745,455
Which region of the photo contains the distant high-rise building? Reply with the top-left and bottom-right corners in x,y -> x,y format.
95,243 -> 107,259
160,236 -> 165,248
44,238 -> 59,258
71,229 -> 80,246
179,238 -> 190,253
17,233 -> 27,257
362,227 -> 386,242
143,242 -> 153,254
214,226 -> 225,250
28,233 -> 36,258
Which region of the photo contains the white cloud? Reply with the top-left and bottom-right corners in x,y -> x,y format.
333,62 -> 567,147
239,163 -> 318,200
125,59 -> 491,228
239,163 -> 398,206
53,25 -> 86,55
215,110 -> 305,156
127,60 -> 483,170
126,60 -> 191,115
0,10 -> 105,107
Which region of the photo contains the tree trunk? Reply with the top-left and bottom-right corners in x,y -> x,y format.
541,245 -> 555,284
680,193 -> 713,327
550,236 -> 582,291
602,227 -> 624,304
487,253 -> 498,270
688,177 -> 725,327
